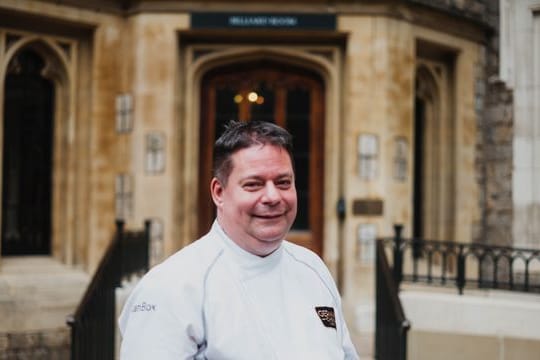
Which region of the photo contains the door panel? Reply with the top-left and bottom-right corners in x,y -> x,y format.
199,63 -> 324,255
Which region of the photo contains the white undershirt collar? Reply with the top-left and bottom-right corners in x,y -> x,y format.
212,220 -> 283,276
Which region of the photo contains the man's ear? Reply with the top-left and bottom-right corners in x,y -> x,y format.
210,177 -> 224,208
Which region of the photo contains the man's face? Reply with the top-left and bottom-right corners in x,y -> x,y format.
211,144 -> 297,256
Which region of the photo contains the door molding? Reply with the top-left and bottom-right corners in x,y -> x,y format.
178,43 -> 344,273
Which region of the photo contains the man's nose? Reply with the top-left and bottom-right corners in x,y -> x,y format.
262,182 -> 280,203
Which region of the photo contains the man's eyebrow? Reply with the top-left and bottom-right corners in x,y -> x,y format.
239,172 -> 293,181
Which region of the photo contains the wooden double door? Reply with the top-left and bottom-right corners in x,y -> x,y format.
198,62 -> 325,255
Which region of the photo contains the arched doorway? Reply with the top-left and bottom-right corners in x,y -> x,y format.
413,62 -> 455,242
2,48 -> 54,255
198,61 -> 325,255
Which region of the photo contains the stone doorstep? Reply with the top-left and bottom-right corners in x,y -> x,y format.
0,256 -> 90,334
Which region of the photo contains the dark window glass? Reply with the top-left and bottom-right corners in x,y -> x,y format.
250,82 -> 275,123
215,87 -> 237,141
286,88 -> 310,230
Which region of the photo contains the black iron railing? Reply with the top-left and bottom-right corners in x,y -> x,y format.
375,225 -> 540,359
383,225 -> 540,295
67,220 -> 150,360
375,237 -> 410,360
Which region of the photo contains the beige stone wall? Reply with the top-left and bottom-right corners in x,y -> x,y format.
339,15 -> 415,304
125,13 -> 190,261
86,20 -> 128,272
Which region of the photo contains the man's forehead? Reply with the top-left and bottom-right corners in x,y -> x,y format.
231,144 -> 291,161
229,144 -> 293,172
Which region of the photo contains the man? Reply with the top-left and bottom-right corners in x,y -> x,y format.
119,121 -> 359,359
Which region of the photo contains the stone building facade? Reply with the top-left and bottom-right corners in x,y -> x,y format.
1,0 -> 531,355
473,0 -> 515,249
499,0 -> 540,250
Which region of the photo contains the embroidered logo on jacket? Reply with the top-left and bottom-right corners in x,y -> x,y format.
315,306 -> 336,329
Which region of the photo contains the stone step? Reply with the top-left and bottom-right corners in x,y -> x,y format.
0,256 -> 90,333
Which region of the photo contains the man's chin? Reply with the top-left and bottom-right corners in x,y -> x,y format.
252,237 -> 283,256
254,232 -> 287,245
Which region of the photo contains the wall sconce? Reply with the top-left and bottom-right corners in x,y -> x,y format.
149,218 -> 164,267
115,173 -> 133,220
394,136 -> 408,182
116,93 -> 133,133
358,133 -> 378,180
357,223 -> 377,264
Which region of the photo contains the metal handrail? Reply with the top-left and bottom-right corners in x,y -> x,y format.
375,239 -> 410,360
67,220 -> 150,360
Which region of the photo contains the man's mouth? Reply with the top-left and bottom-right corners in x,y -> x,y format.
253,213 -> 284,219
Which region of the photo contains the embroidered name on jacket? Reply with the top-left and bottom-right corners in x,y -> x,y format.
132,302 -> 157,313
315,306 -> 336,329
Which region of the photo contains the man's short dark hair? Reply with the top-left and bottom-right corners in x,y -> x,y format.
213,120 -> 294,185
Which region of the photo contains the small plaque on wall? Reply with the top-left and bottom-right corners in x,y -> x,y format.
352,199 -> 384,216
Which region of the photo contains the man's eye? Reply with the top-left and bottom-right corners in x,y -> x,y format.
243,182 -> 263,190
276,180 -> 292,189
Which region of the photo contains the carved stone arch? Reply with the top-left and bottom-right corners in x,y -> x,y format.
191,47 -> 333,86
413,61 -> 455,242
415,64 -> 439,105
187,47 -> 334,127
3,37 -> 70,85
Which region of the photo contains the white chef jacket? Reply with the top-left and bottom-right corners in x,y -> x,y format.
119,221 -> 359,359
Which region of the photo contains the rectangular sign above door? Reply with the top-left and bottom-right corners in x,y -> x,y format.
191,12 -> 336,31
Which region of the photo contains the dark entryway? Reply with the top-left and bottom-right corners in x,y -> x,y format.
413,97 -> 425,239
2,48 -> 54,255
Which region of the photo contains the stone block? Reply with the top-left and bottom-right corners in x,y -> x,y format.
0,333 -> 8,351
8,332 -> 41,350
48,348 -> 70,360
41,328 -> 69,348
0,328 -> 70,360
